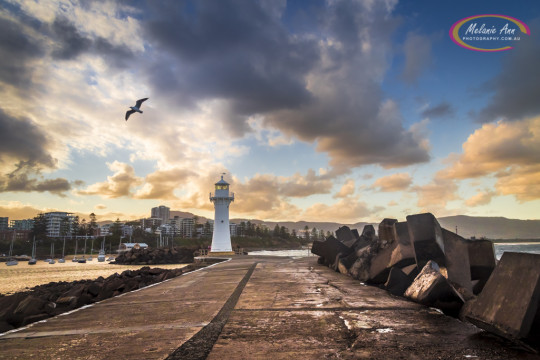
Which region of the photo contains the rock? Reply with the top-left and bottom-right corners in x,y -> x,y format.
441,229 -> 472,292
86,282 -> 103,297
463,252 -> 540,344
388,221 -> 416,269
56,296 -> 78,309
311,236 -> 353,270
384,267 -> 412,296
467,239 -> 496,295
21,313 -> 50,326
14,295 -> 47,318
361,225 -> 376,240
378,218 -> 397,242
60,283 -> 85,299
404,261 -> 464,315
0,321 -> 14,333
336,226 -> 358,248
401,264 -> 419,281
407,213 -> 446,269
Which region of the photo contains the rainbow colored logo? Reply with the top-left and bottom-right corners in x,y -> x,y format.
450,14 -> 529,52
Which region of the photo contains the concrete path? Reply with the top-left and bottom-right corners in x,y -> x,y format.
0,256 -> 538,359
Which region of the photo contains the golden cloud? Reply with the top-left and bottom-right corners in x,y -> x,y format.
334,178 -> 355,198
372,173 -> 412,192
77,161 -> 142,198
440,117 -> 540,202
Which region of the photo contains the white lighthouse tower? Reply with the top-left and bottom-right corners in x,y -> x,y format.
209,174 -> 235,255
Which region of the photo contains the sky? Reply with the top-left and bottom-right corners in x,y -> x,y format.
0,0 -> 539,223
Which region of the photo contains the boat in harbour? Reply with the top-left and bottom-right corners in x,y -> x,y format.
6,231 -> 18,266
28,236 -> 37,265
98,238 -> 106,262
49,243 -> 56,264
58,236 -> 66,263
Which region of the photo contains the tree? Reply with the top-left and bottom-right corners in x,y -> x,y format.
31,213 -> 47,240
78,219 -> 87,236
279,226 -> 288,239
273,224 -> 280,237
203,221 -> 213,238
311,227 -> 318,241
60,217 -> 71,237
304,225 -> 310,241
89,213 -> 98,235
72,216 -> 80,237
291,229 -> 297,238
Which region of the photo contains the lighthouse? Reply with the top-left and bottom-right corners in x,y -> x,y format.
209,174 -> 235,255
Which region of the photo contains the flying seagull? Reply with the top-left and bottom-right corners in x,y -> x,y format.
125,98 -> 149,121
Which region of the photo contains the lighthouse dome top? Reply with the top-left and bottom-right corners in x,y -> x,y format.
215,175 -> 229,186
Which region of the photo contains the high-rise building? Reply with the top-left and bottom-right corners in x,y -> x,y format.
151,206 -> 170,224
44,212 -> 75,238
10,219 -> 34,231
0,217 -> 8,231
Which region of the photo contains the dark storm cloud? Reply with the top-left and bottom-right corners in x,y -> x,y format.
139,0 -> 429,168
0,16 -> 44,90
1,173 -> 72,196
421,102 -> 454,118
142,0 -> 319,136
50,16 -> 134,68
478,20 -> 540,122
0,110 -> 74,196
401,32 -> 433,84
0,109 -> 55,168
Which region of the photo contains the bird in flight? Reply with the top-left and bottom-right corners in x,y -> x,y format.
125,98 -> 149,121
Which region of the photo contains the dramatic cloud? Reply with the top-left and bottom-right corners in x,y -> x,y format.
414,177 -> 459,211
303,197 -> 383,223
134,168 -> 195,200
439,118 -> 540,194
421,102 -> 454,119
402,32 -> 432,83
78,161 -> 142,198
478,21 -> 540,122
372,173 -> 412,192
0,109 -> 55,171
334,179 -> 355,198
465,190 -> 496,207
0,14 -> 45,90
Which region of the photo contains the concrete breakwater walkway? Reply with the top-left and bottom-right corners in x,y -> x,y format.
0,256 -> 538,359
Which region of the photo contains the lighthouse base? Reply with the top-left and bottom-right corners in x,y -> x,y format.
208,251 -> 236,256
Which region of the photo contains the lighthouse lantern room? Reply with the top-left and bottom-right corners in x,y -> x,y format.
209,174 -> 235,254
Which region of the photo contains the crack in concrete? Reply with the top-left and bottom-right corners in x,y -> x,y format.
166,262 -> 258,360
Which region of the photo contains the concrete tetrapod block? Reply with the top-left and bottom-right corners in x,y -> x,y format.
336,226 -> 358,248
349,235 -> 397,284
441,228 -> 472,293
311,235 -> 353,271
384,267 -> 412,296
361,224 -> 376,241
404,260 -> 464,316
407,213 -> 446,269
389,221 -> 416,269
467,239 -> 496,295
378,218 -> 398,242
464,252 -> 540,344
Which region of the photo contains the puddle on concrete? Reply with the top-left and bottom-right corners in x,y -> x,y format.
375,328 -> 394,333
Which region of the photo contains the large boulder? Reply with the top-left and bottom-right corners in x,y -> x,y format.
311,236 -> 353,270
441,229 -> 472,292
404,261 -> 464,316
406,213 -> 446,269
384,267 -> 412,296
335,226 -> 358,248
388,221 -> 416,269
463,252 -> 540,345
467,239 -> 496,294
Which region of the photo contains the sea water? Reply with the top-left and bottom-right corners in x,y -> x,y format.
249,243 -> 540,261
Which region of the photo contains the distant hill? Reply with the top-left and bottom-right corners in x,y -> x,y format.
101,211 -> 540,240
438,215 -> 540,240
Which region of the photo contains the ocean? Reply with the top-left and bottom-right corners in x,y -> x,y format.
249,242 -> 540,261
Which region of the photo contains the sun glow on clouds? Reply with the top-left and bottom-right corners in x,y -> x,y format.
0,0 -> 539,222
